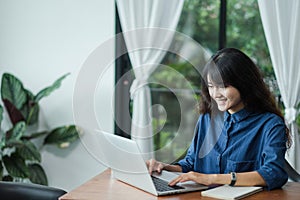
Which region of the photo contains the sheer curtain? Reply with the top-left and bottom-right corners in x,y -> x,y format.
116,0 -> 184,159
258,0 -> 300,172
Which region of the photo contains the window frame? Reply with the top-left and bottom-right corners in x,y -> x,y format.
114,1 -> 227,136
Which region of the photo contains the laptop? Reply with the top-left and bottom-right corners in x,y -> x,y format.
96,131 -> 208,196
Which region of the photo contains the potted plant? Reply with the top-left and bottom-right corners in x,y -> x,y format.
0,73 -> 79,185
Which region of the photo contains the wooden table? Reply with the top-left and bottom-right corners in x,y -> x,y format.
59,169 -> 300,200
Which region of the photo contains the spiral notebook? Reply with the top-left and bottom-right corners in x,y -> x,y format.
201,185 -> 263,200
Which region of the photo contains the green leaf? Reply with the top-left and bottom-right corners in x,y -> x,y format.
22,130 -> 49,140
34,73 -> 70,102
20,89 -> 39,125
2,99 -> 25,125
5,121 -> 26,144
25,88 -> 35,101
44,125 -> 79,148
28,163 -> 48,185
17,141 -> 41,162
26,103 -> 39,125
1,73 -> 27,110
3,154 -> 30,178
0,136 -> 6,149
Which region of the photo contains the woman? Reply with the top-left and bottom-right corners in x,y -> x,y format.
147,48 -> 291,190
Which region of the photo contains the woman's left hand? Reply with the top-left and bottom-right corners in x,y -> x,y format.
168,171 -> 213,186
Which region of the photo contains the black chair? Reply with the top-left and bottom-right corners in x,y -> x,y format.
284,159 -> 300,182
0,181 -> 67,200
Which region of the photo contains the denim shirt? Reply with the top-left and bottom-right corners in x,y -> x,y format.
177,108 -> 288,190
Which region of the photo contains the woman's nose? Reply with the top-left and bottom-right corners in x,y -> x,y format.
210,86 -> 222,98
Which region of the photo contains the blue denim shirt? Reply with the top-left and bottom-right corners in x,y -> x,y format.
177,108 -> 288,190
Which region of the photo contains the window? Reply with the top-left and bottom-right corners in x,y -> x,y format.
149,0 -> 220,163
115,0 -> 276,164
226,0 -> 277,94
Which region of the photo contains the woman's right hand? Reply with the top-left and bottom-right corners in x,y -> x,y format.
146,158 -> 166,175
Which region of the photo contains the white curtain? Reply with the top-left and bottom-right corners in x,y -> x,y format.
116,0 -> 184,159
258,0 -> 300,172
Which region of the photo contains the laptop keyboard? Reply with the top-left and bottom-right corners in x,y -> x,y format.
151,176 -> 184,192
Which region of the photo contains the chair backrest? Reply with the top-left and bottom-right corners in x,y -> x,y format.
0,181 -> 67,200
284,159 -> 300,182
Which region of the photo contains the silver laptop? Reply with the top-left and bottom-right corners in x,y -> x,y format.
96,131 -> 208,196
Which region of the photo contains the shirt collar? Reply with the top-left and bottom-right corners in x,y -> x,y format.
224,108 -> 251,123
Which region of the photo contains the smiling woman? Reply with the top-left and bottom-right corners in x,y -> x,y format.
207,75 -> 244,114
147,48 -> 291,190
146,0 -> 276,165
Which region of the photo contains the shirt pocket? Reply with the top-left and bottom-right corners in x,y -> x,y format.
226,159 -> 258,173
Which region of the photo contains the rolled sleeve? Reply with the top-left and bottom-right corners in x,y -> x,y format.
257,167 -> 287,190
176,118 -> 203,173
257,123 -> 288,190
177,155 -> 194,173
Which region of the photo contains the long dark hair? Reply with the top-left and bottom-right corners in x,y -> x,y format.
199,48 -> 291,147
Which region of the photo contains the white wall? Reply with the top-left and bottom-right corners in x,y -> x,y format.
0,0 -> 115,191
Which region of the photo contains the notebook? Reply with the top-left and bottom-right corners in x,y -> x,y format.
201,185 -> 263,200
96,131 -> 208,196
